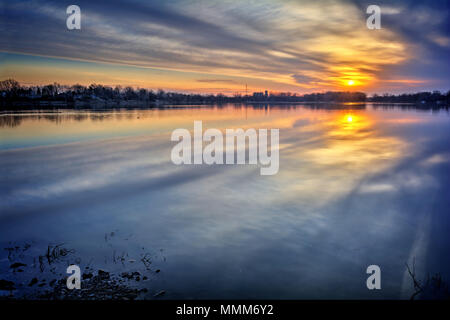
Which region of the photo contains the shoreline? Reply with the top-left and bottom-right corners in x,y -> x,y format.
0,100 -> 447,112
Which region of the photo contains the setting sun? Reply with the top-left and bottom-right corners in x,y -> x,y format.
347,116 -> 353,122
347,80 -> 355,86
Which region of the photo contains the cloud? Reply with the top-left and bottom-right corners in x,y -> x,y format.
196,79 -> 238,84
359,183 -> 397,193
0,0 -> 449,93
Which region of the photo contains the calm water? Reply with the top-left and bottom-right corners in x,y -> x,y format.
1,103 -> 449,299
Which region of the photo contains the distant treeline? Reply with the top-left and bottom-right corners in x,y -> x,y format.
1,79 -> 449,107
369,91 -> 450,104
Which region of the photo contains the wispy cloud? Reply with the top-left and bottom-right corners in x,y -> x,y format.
196,79 -> 237,83
0,0 -> 449,93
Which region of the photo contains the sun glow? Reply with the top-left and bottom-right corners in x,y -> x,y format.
341,113 -> 357,128
347,80 -> 355,86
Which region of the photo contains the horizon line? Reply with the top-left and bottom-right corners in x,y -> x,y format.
2,79 -> 449,98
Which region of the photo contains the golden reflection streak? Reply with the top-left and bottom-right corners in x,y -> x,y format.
276,110 -> 410,208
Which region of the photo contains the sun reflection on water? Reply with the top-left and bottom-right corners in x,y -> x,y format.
278,109 -> 409,208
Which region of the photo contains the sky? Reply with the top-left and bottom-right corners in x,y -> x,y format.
0,0 -> 449,94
